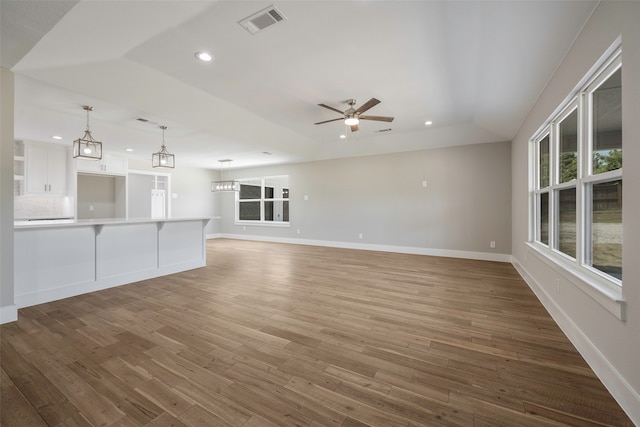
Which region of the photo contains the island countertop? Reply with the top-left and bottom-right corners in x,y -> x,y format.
14,217 -> 211,228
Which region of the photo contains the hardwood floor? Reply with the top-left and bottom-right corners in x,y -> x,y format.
1,239 -> 633,426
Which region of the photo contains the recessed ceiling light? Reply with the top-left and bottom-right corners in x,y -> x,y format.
339,134 -> 346,139
195,51 -> 213,62
425,120 -> 433,126
52,135 -> 63,140
126,148 -> 134,152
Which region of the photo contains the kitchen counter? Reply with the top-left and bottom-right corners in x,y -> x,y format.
14,217 -> 210,309
14,217 -> 208,228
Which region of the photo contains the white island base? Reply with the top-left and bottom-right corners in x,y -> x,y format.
14,218 -> 210,309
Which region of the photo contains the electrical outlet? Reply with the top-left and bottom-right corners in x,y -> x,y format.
359,233 -> 363,239
297,229 -> 300,234
422,180 -> 428,188
490,241 -> 496,249
89,204 -> 94,212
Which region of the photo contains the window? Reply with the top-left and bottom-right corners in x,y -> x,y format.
236,175 -> 289,225
531,47 -> 622,287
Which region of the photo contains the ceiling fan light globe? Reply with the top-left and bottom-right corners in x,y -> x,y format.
344,117 -> 359,126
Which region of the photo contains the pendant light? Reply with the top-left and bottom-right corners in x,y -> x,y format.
152,125 -> 175,168
73,105 -> 103,160
211,159 -> 239,192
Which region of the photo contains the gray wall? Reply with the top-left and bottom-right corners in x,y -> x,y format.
77,174 -> 123,219
511,1 -> 640,422
0,68 -> 16,321
221,141 -> 512,256
128,159 -> 218,235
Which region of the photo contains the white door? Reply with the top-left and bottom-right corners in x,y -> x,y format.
151,189 -> 166,219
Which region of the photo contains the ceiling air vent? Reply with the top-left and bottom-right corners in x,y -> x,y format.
238,5 -> 287,35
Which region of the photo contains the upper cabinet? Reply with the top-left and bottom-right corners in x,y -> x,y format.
76,152 -> 128,175
14,140 -> 25,196
25,142 -> 68,195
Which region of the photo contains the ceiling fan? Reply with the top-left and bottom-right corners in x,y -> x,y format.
314,98 -> 394,132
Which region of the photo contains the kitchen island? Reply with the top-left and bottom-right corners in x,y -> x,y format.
14,217 -> 210,308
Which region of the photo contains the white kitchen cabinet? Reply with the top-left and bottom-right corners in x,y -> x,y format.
14,140 -> 25,196
25,142 -> 68,194
76,152 -> 128,175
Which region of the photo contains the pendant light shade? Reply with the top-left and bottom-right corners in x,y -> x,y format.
73,105 -> 103,160
152,125 -> 175,168
211,159 -> 239,192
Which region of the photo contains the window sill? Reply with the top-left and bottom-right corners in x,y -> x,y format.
234,221 -> 290,228
525,242 -> 625,321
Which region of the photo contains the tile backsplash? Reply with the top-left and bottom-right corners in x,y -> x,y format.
14,195 -> 74,219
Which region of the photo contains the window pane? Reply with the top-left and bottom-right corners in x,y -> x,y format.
539,135 -> 550,188
559,110 -> 578,183
538,192 -> 549,245
283,188 -> 289,199
592,68 -> 622,174
590,180 -> 622,280
265,187 -> 274,199
239,201 -> 260,220
558,188 -> 576,258
264,201 -> 273,221
264,200 -> 288,222
240,184 -> 261,200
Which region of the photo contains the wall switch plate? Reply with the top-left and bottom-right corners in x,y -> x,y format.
304,195 -> 309,201
422,181 -> 428,188
359,233 -> 363,239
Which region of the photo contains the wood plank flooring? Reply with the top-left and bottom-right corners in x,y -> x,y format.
1,239 -> 633,426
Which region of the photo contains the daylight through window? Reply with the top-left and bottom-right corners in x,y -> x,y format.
531,47 -> 622,286
236,176 -> 289,225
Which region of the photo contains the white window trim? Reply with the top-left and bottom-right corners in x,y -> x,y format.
528,41 -> 623,319
235,176 -> 290,227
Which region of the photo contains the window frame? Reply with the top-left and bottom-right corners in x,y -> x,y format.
529,44 -> 622,310
235,175 -> 290,227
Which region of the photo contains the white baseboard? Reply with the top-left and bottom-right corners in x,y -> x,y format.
14,259 -> 206,310
0,304 -> 18,324
512,258 -> 640,425
215,234 -> 512,263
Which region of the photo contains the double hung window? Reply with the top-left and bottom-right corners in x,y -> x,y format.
531,47 -> 622,287
236,175 -> 289,225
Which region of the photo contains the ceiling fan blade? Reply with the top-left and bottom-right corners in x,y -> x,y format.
359,115 -> 394,122
314,118 -> 344,125
350,124 -> 359,132
355,98 -> 380,115
318,103 -> 345,115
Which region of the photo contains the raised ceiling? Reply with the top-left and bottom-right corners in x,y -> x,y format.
2,1 -> 598,169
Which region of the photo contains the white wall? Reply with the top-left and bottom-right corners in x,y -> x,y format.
220,141 -> 512,260
511,2 -> 640,422
0,68 -> 17,322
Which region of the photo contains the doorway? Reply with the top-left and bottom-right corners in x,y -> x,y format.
128,171 -> 171,219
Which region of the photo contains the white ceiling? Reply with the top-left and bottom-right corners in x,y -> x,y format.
2,0 -> 598,170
